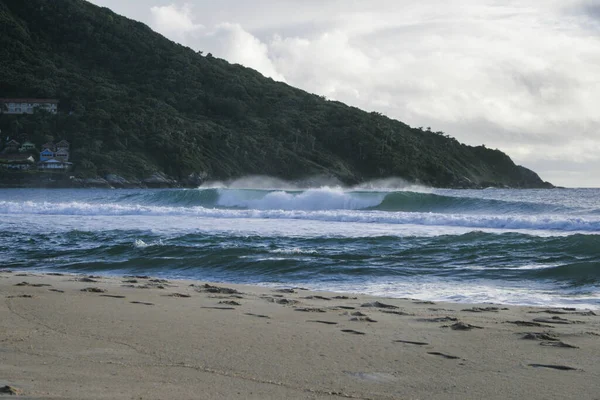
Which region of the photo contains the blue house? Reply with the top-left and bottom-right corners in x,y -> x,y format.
40,148 -> 54,161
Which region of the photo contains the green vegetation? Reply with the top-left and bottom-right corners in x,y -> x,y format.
0,0 -> 552,188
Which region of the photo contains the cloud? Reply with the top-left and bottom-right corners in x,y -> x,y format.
580,1 -> 600,21
207,23 -> 286,82
148,4 -> 284,81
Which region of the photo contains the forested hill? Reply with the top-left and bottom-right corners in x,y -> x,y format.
0,0 -> 552,188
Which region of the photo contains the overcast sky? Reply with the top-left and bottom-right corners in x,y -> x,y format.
89,0 -> 600,187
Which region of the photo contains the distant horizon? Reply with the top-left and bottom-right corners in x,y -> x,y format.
86,0 -> 600,187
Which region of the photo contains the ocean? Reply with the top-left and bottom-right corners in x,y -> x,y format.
1,183 -> 599,309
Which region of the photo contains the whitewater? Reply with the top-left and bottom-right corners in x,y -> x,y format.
1,185 -> 599,309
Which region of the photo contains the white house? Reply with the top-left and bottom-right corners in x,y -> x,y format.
0,98 -> 59,114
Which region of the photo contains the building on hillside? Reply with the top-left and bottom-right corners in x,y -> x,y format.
38,158 -> 72,171
56,140 -> 70,150
39,148 -> 55,161
2,140 -> 20,153
54,148 -> 69,162
0,99 -> 59,114
41,142 -> 56,151
19,141 -> 36,152
39,140 -> 70,162
54,140 -> 70,161
0,154 -> 35,170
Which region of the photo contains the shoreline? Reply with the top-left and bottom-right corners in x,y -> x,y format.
1,270 -> 598,399
7,268 -> 600,312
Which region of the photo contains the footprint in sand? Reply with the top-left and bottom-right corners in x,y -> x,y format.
245,313 -> 270,319
380,310 -> 413,316
100,294 -> 126,299
266,297 -> 298,305
307,320 -> 338,325
394,339 -> 429,346
294,307 -> 326,313
361,301 -> 399,309
219,300 -> 241,306
349,317 -> 378,323
195,284 -> 240,295
528,363 -> 579,371
533,317 -> 584,325
81,287 -> 106,293
522,333 -> 559,341
427,351 -> 461,360
130,301 -> 154,306
461,307 -> 503,313
506,320 -> 554,328
539,341 -> 579,349
341,329 -> 366,335
528,309 -> 597,317
420,316 -> 458,323
343,311 -> 366,317
302,295 -> 331,301
446,322 -> 483,331
15,281 -> 51,287
149,279 -> 170,284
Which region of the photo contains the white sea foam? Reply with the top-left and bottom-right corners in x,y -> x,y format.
303,280 -> 600,310
216,187 -> 385,210
133,239 -> 150,248
270,248 -> 318,255
2,200 -> 600,232
133,239 -> 163,248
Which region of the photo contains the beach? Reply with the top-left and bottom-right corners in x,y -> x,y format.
1,271 -> 598,399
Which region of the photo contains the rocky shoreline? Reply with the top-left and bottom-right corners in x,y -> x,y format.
0,171 -> 206,189
0,170 -> 555,190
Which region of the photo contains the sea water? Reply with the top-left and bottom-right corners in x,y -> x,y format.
1,184 -> 599,309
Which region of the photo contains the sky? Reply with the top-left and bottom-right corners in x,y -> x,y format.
88,0 -> 600,187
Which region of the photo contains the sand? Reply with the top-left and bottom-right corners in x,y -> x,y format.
0,271 -> 598,400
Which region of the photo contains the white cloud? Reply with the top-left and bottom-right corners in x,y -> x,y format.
207,23 -> 286,82
149,4 -> 203,42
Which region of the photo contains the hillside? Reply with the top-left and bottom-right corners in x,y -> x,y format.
0,0 -> 553,188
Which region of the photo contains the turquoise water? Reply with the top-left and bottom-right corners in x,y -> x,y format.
1,185 -> 599,308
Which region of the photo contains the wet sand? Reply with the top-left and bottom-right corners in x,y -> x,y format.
1,270 -> 599,399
